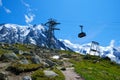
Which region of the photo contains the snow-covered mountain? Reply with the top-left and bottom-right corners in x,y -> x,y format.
61,39 -> 120,64
0,23 -> 69,50
0,23 -> 120,64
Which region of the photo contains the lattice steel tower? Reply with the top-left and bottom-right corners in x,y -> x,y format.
89,41 -> 100,56
44,18 -> 60,49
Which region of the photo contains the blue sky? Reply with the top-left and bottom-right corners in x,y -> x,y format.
0,0 -> 120,46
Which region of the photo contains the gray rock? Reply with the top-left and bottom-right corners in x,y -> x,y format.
18,50 -> 23,55
42,62 -> 49,67
0,53 -> 19,61
19,58 -> 29,64
31,55 -> 42,64
52,55 -> 60,59
22,76 -> 32,80
45,59 -> 56,67
44,70 -> 58,77
22,51 -> 31,56
0,72 -> 8,80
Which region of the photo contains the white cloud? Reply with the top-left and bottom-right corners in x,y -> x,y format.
25,13 -> 35,24
3,7 -> 11,13
21,0 -> 30,8
0,0 -> 11,14
110,40 -> 115,47
0,0 -> 2,6
21,0 -> 36,24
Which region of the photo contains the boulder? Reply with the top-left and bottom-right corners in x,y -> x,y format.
22,76 -> 32,80
45,59 -> 56,67
44,70 -> 58,77
42,62 -> 49,68
31,55 -> 42,64
0,53 -> 19,61
0,72 -> 8,80
19,58 -> 29,64
22,51 -> 31,56
18,50 -> 23,55
52,55 -> 60,59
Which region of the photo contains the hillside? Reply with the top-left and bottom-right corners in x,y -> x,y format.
0,43 -> 65,80
0,43 -> 120,80
60,50 -> 120,80
71,56 -> 120,80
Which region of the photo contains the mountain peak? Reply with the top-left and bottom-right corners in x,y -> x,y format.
0,23 -> 69,50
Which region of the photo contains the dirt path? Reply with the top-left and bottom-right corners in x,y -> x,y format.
61,60 -> 84,80
61,67 -> 84,80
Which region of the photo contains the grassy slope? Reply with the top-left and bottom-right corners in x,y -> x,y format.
0,43 -> 120,80
69,54 -> 120,80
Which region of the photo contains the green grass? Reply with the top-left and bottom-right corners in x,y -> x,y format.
0,48 -> 12,55
70,54 -> 120,80
52,67 -> 65,80
13,43 -> 32,51
31,69 -> 46,80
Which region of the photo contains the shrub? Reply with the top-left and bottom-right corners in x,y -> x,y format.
83,54 -> 100,60
102,57 -> 111,61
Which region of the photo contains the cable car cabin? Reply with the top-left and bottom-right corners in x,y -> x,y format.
78,32 -> 86,38
78,25 -> 86,38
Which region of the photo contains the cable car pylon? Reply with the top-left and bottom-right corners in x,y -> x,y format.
44,18 -> 60,49
89,41 -> 100,56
